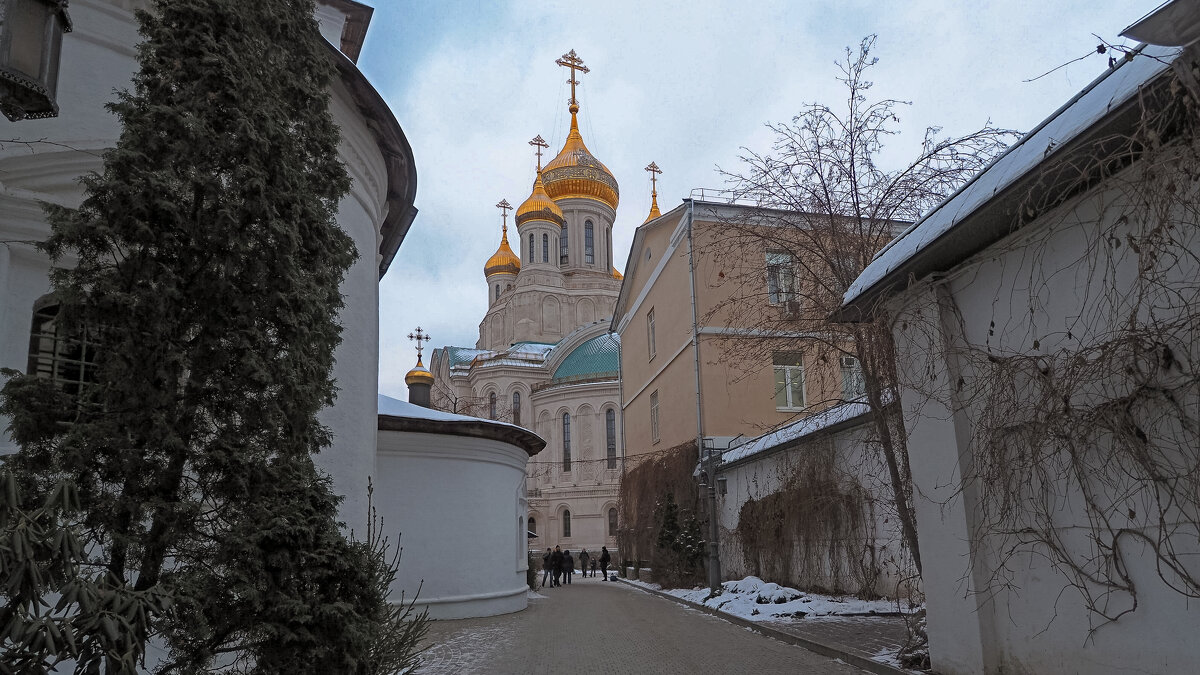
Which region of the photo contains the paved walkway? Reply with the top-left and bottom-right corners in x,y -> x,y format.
414,575 -> 869,674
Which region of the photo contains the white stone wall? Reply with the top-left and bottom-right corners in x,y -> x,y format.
376,428 -> 531,619
715,419 -> 914,599
888,179 -> 1200,673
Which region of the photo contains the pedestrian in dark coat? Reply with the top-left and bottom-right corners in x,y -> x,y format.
579,549 -> 590,577
541,548 -> 552,588
563,550 -> 575,584
550,546 -> 563,587
599,546 -> 611,580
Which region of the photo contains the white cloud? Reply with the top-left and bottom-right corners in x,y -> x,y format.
369,0 -> 1161,400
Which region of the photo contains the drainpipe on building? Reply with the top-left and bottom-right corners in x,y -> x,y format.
685,198 -> 721,594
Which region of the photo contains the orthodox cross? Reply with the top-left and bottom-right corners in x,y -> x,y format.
645,161 -> 662,196
496,198 -> 512,233
529,135 -> 549,171
555,49 -> 589,106
407,326 -> 429,359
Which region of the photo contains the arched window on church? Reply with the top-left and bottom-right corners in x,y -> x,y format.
608,508 -> 618,536
529,516 -> 536,534
605,408 -> 617,469
27,298 -> 98,399
489,392 -> 497,419
494,284 -> 500,301
542,233 -> 549,263
584,220 -> 594,264
562,412 -> 571,471
606,228 -> 611,270
528,233 -> 534,262
506,283 -> 511,292
512,391 -> 521,426
562,510 -> 571,538
560,227 -> 569,265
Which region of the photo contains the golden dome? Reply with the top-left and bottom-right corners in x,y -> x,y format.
612,267 -> 624,280
541,106 -> 619,210
515,172 -> 565,226
484,224 -> 521,277
405,355 -> 434,386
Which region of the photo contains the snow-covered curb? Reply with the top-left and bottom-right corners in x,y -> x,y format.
626,575 -> 918,621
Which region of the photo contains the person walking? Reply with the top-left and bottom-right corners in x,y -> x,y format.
563,550 -> 575,585
599,546 -> 611,580
541,548 -> 553,589
550,546 -> 563,587
579,549 -> 590,578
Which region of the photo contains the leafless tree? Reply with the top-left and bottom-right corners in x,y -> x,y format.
704,35 -> 1019,577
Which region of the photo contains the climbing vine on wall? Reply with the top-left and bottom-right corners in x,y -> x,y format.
617,441 -> 706,587
734,441 -> 880,597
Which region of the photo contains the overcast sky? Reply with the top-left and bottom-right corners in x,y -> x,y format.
360,0 -> 1163,400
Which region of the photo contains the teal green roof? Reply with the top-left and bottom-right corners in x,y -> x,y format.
551,333 -> 620,382
445,346 -> 487,368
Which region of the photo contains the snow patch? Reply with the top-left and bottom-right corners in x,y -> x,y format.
651,575 -> 917,621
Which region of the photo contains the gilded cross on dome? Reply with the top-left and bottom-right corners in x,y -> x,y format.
496,198 -> 513,228
529,135 -> 549,171
555,49 -> 589,108
645,161 -> 662,194
407,326 -> 429,358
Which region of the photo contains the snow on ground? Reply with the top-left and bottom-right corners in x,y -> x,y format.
628,575 -> 917,621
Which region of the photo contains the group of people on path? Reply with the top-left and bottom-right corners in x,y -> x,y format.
540,545 -> 611,588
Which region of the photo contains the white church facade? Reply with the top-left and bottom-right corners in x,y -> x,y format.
428,52 -> 655,558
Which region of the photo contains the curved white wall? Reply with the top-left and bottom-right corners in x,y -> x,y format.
376,428 -> 530,619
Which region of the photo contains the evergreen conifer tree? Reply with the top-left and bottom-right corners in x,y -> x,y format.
0,1 -> 426,672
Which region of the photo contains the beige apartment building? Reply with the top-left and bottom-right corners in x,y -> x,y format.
612,198 -> 881,457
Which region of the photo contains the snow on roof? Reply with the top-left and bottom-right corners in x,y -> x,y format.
509,341 -> 557,355
720,398 -> 877,465
841,45 -> 1179,311
445,346 -> 489,368
377,394 -> 528,431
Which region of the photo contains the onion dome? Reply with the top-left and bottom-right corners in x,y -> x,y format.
405,355 -> 434,386
484,223 -> 521,276
541,104 -> 619,210
612,267 -> 624,280
516,172 -> 565,226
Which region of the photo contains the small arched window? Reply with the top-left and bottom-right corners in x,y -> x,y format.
27,299 -> 98,399
563,510 -> 572,538
560,227 -> 569,265
562,412 -> 571,471
528,233 -> 534,261
494,284 -> 500,301
584,220 -> 594,264
605,408 -> 617,469
529,516 -> 536,534
512,391 -> 521,426
542,233 -> 549,263
489,392 -> 497,419
606,227 -> 611,269
608,508 -> 618,536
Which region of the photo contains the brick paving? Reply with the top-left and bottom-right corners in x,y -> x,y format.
763,615 -> 910,667
413,575 -> 869,674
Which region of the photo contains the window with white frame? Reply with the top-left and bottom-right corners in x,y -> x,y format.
841,355 -> 866,399
650,390 -> 660,443
647,308 -> 656,359
765,251 -> 797,304
773,352 -> 806,410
